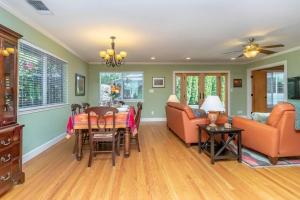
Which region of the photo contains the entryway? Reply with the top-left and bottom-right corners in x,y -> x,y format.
247,61 -> 287,114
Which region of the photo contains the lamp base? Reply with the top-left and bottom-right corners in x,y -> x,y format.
208,111 -> 220,127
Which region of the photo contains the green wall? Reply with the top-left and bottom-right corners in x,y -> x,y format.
88,64 -> 247,118
0,7 -> 88,154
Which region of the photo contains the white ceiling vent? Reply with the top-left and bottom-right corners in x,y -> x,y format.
26,0 -> 53,15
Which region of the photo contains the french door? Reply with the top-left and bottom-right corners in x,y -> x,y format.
175,72 -> 228,112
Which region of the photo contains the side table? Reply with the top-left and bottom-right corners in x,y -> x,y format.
198,125 -> 243,164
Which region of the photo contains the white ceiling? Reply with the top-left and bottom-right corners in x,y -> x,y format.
2,0 -> 300,63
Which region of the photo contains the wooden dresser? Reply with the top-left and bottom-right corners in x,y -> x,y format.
0,24 -> 24,196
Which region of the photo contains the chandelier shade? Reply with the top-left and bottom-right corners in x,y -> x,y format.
99,36 -> 127,67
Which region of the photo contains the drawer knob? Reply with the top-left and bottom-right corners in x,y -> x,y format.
0,172 -> 10,181
0,154 -> 11,163
0,138 -> 11,146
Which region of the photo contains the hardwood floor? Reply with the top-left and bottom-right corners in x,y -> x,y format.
3,122 -> 300,200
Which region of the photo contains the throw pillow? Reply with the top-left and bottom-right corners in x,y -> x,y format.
251,112 -> 270,123
192,108 -> 207,118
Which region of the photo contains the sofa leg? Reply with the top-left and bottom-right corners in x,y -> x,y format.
186,143 -> 191,148
268,156 -> 278,165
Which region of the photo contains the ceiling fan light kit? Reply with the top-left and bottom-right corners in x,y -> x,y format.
99,36 -> 127,67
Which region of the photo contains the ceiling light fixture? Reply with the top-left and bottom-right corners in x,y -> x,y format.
230,57 -> 236,60
186,57 -> 191,60
150,56 -> 156,60
99,36 -> 127,67
243,44 -> 259,58
0,39 -> 15,57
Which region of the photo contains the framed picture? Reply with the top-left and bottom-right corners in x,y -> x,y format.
233,79 -> 242,87
75,73 -> 85,96
152,77 -> 165,88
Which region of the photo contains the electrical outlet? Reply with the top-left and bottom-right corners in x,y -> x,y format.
151,111 -> 154,115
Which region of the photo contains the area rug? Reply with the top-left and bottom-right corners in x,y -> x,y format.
227,142 -> 300,168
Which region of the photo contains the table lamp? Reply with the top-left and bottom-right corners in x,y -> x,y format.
167,94 -> 179,103
200,96 -> 225,127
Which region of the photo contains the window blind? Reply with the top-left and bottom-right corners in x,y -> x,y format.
19,42 -> 67,109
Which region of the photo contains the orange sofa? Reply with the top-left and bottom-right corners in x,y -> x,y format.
233,103 -> 300,164
166,102 -> 227,146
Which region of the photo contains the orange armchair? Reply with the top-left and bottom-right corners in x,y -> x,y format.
233,103 -> 300,164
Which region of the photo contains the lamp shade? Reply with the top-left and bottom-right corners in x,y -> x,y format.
200,96 -> 225,113
167,94 -> 179,103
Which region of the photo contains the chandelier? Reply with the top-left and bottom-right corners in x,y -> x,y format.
243,43 -> 259,58
99,36 -> 127,67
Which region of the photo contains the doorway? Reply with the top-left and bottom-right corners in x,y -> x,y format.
251,65 -> 285,112
174,72 -> 229,112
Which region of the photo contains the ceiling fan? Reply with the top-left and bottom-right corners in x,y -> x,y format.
225,38 -> 284,59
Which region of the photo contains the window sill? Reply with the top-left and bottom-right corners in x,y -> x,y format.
18,104 -> 69,116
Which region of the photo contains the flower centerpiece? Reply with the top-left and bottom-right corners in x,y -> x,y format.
110,83 -> 121,102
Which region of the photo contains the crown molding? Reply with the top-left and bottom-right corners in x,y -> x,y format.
88,61 -> 246,65
0,0 -> 86,62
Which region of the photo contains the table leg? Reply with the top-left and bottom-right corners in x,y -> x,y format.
76,129 -> 83,161
211,134 -> 215,164
238,131 -> 242,162
124,128 -> 130,158
198,128 -> 202,153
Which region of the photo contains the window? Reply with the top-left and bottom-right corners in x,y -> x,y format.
267,71 -> 284,108
100,72 -> 143,102
19,41 -> 67,110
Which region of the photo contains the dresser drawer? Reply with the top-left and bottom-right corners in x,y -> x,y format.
0,165 -> 12,195
0,127 -> 15,150
0,144 -> 19,167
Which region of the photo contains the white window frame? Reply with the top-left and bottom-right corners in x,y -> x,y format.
99,71 -> 144,103
18,40 -> 69,115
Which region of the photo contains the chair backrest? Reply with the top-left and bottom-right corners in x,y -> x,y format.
82,103 -> 90,111
135,102 -> 143,130
267,103 -> 295,127
71,104 -> 82,116
118,101 -> 125,105
85,106 -> 119,134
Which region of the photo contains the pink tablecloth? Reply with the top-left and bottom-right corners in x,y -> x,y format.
66,107 -> 137,139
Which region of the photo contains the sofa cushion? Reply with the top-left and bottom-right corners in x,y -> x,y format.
167,102 -> 195,119
267,103 -> 295,127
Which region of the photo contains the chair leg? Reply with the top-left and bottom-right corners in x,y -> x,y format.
136,134 -> 140,152
112,141 -> 116,166
73,132 -> 78,154
88,141 -> 93,167
268,156 -> 278,165
116,135 -> 120,156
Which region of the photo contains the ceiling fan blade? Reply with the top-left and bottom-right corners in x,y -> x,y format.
237,54 -> 244,58
259,49 -> 277,54
223,50 -> 242,55
260,44 -> 284,48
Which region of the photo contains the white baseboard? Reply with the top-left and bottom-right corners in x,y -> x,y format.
141,118 -> 166,122
22,132 -> 66,163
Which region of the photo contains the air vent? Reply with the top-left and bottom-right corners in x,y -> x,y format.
26,0 -> 53,15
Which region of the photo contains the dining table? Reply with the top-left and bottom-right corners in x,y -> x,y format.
66,107 -> 136,160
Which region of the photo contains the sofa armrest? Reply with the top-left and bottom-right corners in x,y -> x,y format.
190,118 -> 209,126
232,116 -> 279,157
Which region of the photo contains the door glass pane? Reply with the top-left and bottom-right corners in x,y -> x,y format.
204,75 -> 217,97
267,72 -> 284,108
186,76 -> 198,105
220,76 -> 226,106
175,75 -> 181,101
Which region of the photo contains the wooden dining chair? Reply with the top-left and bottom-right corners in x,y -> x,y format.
71,104 -> 82,154
119,102 -> 142,151
134,102 -> 142,152
71,104 -> 82,115
85,106 -> 120,167
82,103 -> 90,111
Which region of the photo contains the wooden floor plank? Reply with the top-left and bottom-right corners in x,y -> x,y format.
2,122 -> 300,200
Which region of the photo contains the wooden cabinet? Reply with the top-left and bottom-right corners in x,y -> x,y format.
0,24 -> 24,196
